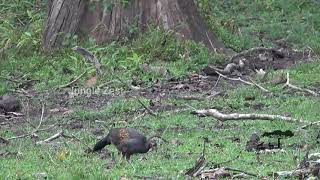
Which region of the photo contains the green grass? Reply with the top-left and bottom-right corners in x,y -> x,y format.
1,85 -> 319,179
1,0 -> 320,179
196,0 -> 320,53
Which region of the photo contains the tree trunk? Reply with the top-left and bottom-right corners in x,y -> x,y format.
42,0 -> 234,56
42,0 -> 86,50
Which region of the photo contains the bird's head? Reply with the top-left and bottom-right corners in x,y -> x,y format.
146,134 -> 167,151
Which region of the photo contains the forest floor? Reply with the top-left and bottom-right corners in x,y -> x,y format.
1,0 -> 320,179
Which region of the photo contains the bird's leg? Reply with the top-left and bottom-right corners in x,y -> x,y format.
125,154 -> 131,160
118,152 -> 127,165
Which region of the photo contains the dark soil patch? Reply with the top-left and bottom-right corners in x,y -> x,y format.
231,47 -> 312,71
203,46 -> 313,76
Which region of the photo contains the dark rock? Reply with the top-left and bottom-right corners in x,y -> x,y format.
0,94 -> 21,112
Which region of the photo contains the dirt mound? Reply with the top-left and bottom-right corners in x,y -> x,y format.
203,44 -> 313,76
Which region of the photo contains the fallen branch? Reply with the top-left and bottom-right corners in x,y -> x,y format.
72,46 -> 103,74
58,70 -> 87,89
206,31 -> 217,53
0,76 -> 20,83
192,109 -> 317,125
213,74 -> 221,88
248,77 -> 270,92
185,138 -> 207,177
301,121 -> 320,129
136,98 -> 157,117
185,154 -> 206,177
36,130 -> 63,145
0,151 -> 22,157
283,72 -> 318,96
272,169 -> 309,178
225,167 -> 259,177
4,104 -> 48,142
174,95 -> 205,101
215,71 -> 269,92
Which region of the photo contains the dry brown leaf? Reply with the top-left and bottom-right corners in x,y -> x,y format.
200,168 -> 231,179
85,75 -> 97,87
49,107 -> 71,114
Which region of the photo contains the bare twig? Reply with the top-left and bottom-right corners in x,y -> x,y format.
0,76 -> 20,83
192,109 -> 317,125
62,133 -> 81,142
301,121 -> 320,129
136,98 -> 157,117
36,130 -> 64,145
212,155 -> 240,167
272,169 -> 308,178
5,104 -> 47,141
205,31 -> 217,53
248,77 -> 270,92
35,103 -> 45,131
225,167 -> 259,177
216,71 -> 269,92
283,72 -> 318,96
174,95 -> 205,101
6,133 -> 36,141
185,155 -> 206,176
58,71 -> 87,88
185,138 -> 208,177
213,74 -> 221,88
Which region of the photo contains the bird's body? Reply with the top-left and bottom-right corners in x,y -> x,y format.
92,128 -> 153,159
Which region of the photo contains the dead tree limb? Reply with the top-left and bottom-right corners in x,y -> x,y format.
283,72 -> 318,96
3,104 -> 46,142
215,71 -> 270,92
136,98 -> 157,117
58,70 -> 87,88
225,167 -> 259,177
174,95 -> 205,101
192,109 -> 318,125
36,130 -> 64,145
272,169 -> 309,178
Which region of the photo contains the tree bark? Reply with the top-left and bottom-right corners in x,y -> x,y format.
42,0 -> 234,56
42,0 -> 85,50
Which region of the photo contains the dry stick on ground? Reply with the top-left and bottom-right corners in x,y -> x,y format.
58,70 -> 87,89
136,98 -> 157,117
283,72 -> 318,96
213,74 -> 221,88
301,121 -> 320,129
185,138 -> 207,176
206,31 -> 217,54
4,103 -> 46,142
215,71 -> 270,92
36,130 -> 63,145
192,109 -> 320,125
224,167 -> 259,177
272,169 -> 309,178
174,95 -> 205,101
212,155 -> 240,168
0,76 -> 20,83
